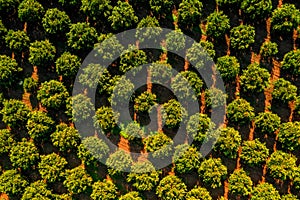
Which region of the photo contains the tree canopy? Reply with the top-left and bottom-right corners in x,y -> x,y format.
156,175 -> 187,200
241,138 -> 269,166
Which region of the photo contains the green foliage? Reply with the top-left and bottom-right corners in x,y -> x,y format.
166,29 -> 186,51
63,166 -> 93,194
21,180 -> 53,200
136,16 -> 162,43
178,0 -> 203,28
5,30 -> 30,52
37,80 -> 69,110
119,191 -> 142,200
120,121 -> 145,141
281,49 -> 300,75
0,20 -> 7,40
173,144 -> 201,174
0,169 -> 28,197
228,169 -> 253,196
26,110 -> 55,141
149,61 -> 173,84
272,78 -> 297,102
254,112 -> 281,135
187,113 -> 215,144
10,138 -> 39,170
38,153 -> 68,183
216,55 -> 240,81
156,175 -> 187,200
205,87 -> 227,108
58,0 -> 79,6
0,55 -> 22,87
80,0 -> 112,20
91,179 -> 118,200
162,99 -> 187,128
77,136 -> 109,166
94,106 -> 119,133
66,94 -> 94,123
0,0 -> 19,13
67,22 -> 98,51
78,63 -> 106,89
260,41 -> 278,58
119,45 -> 147,74
227,98 -> 255,124
42,8 -> 71,34
198,158 -> 227,188
95,34 -> 124,61
29,40 -> 56,66
134,91 -> 157,113
55,52 -> 81,78
206,11 -> 230,39
108,1 -> 138,30
241,0 -> 272,19
18,0 -> 44,22
278,122 -> 300,151
127,161 -> 160,191
214,127 -> 241,158
106,150 -> 133,176
271,4 -> 300,33
0,129 -> 15,155
267,150 -> 297,181
23,77 -> 38,93
240,63 -> 270,93
186,186 -> 212,200
186,41 -> 214,69
230,25 -> 255,50
216,0 -> 241,6
251,182 -> 280,200
0,99 -> 30,128
149,0 -> 174,15
241,138 -> 269,166
143,131 -> 173,158
281,194 -> 298,200
51,123 -> 81,152
111,77 -> 135,106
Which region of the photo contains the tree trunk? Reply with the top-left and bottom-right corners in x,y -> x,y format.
224,179 -> 229,200
200,88 -> 206,113
184,58 -> 189,71
235,75 -> 240,99
225,34 -> 230,55
147,68 -> 152,92
248,120 -> 255,141
23,22 -> 27,33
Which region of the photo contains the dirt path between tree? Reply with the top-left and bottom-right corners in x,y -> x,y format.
118,136 -> 130,153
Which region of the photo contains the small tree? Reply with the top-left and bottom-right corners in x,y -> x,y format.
214,127 -> 241,158
205,87 -> 227,108
156,175 -> 187,200
227,98 -> 255,124
143,132 -> 173,158
162,99 -> 187,128
10,138 -> 40,170
0,169 -> 28,197
80,0 -> 112,20
94,106 -> 119,133
254,112 -> 281,135
230,25 -> 255,50
186,41 -> 214,70
149,61 -> 173,84
228,168 -> 253,197
18,0 -> 44,23
119,121 -> 145,141
38,153 -> 68,183
51,123 -> 81,152
0,129 -> 15,155
240,63 -> 270,93
95,34 -> 124,61
260,41 -> 278,59
67,22 -> 98,51
26,110 -> 55,142
281,49 -> 300,76
206,11 -> 230,39
166,29 -> 186,51
272,78 -> 297,103
21,180 -> 53,200
0,99 -> 30,128
271,4 -> 300,33
278,122 -> 300,151
29,40 -> 56,67
178,0 -> 203,29
267,150 -> 297,181
37,80 -> 69,110
119,191 -> 142,200
55,52 -> 81,78
42,8 -> 71,35
0,55 -> 22,87
67,94 -> 94,123
216,55 -> 240,81
5,30 -> 30,54
149,0 -> 174,15
173,144 -> 201,174
186,186 -> 212,200
251,182 -> 280,200
119,45 -> 147,74
241,138 -> 269,166
108,1 -> 138,31
63,166 -> 93,194
106,149 -> 133,176
241,0 -> 273,20
90,179 -> 118,200
198,158 -> 227,188
135,16 -> 162,44
134,91 -> 157,113
127,161 -> 160,191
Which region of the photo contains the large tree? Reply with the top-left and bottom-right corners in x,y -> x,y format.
134,91 -> 157,113
206,11 -> 230,39
162,99 -> 187,128
281,49 -> 300,76
42,8 -> 71,35
80,0 -> 112,20
186,41 -> 215,69
18,0 -> 44,24
90,179 -> 118,200
0,129 -> 15,155
216,55 -> 240,82
94,106 -> 119,133
251,182 -> 280,200
226,98 -> 255,124
205,87 -> 227,108
106,149 -> 133,176
5,30 -> 30,54
0,169 -> 28,197
127,161 -> 160,191
198,158 -> 227,188
119,45 -> 147,74
240,138 -> 269,167
254,112 -> 281,135
66,94 -> 94,123
186,186 -> 212,200
29,40 -> 56,67
166,29 -> 186,52
272,78 -> 297,103
0,55 -> 22,87
119,191 -> 143,200
241,0 -> 273,20
143,131 -> 173,158
149,0 -> 174,16
135,16 -> 162,44
278,122 -> 300,151
10,138 -> 40,170
230,25 -> 255,50
228,168 -> 253,197
178,0 -> 203,29
55,52 -> 81,78
38,153 -> 68,183
156,175 -> 187,200
260,41 -> 279,59
21,180 -> 53,200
